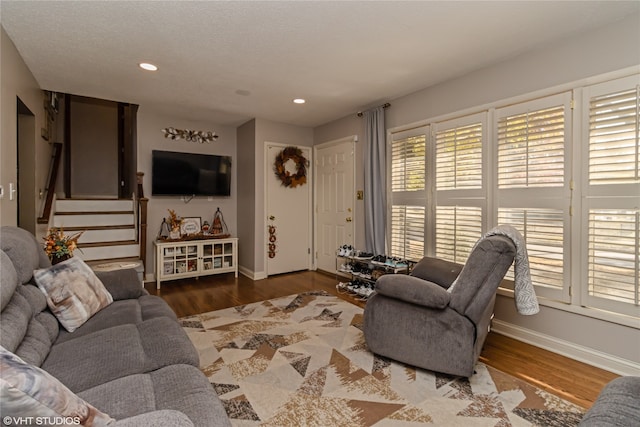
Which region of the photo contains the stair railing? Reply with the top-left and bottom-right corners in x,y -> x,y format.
38,142 -> 63,225
136,172 -> 149,271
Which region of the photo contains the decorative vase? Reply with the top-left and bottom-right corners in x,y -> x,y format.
169,230 -> 180,240
52,254 -> 71,265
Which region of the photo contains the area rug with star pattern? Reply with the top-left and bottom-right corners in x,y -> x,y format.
180,290 -> 585,426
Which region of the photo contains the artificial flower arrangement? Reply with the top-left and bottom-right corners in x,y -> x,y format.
167,209 -> 183,232
43,228 -> 84,263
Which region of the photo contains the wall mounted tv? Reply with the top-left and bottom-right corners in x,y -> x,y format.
152,150 -> 231,197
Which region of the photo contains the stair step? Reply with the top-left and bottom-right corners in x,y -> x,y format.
56,199 -> 133,212
78,240 -> 137,249
55,211 -> 133,216
53,213 -> 135,228
77,228 -> 136,244
76,244 -> 140,262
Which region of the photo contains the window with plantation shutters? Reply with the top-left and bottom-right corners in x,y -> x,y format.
433,114 -> 486,264
385,71 -> 640,323
497,105 -> 565,188
495,93 -> 571,302
436,123 -> 482,190
391,135 -> 426,192
389,127 -> 428,260
391,205 -> 426,260
498,208 -> 565,290
436,206 -> 482,263
582,75 -> 640,317
588,86 -> 640,185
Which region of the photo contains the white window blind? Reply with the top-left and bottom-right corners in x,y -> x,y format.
588,209 -> 639,307
436,206 -> 482,263
497,105 -> 565,188
389,127 -> 428,260
433,115 -> 486,264
436,123 -> 482,190
589,86 -> 640,185
496,93 -> 571,302
391,134 -> 426,192
498,208 -> 565,290
391,205 -> 426,260
582,76 -> 640,317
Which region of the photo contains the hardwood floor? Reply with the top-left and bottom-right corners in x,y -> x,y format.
145,270 -> 618,409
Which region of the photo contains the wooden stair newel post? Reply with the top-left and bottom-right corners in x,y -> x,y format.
137,172 -> 148,271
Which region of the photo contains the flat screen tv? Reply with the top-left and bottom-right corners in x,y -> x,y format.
152,150 -> 232,196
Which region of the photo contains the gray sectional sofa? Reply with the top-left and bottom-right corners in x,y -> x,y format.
0,226 -> 230,427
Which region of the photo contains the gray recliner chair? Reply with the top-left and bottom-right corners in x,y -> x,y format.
363,234 -> 516,377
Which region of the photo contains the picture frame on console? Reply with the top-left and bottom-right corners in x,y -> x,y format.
180,217 -> 201,236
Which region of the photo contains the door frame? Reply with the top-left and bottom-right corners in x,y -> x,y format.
263,141 -> 313,277
313,135 -> 357,273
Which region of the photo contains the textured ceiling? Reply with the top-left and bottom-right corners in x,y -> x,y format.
2,1 -> 639,127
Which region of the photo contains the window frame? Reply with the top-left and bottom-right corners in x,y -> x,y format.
578,75 -> 640,317
432,112 -> 488,263
387,126 -> 429,260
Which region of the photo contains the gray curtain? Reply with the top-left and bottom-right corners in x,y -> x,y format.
364,106 -> 386,255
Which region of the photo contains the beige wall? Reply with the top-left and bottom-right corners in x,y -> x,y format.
136,107 -> 238,275
69,97 -> 119,197
1,27 -> 51,234
313,14 -> 640,372
236,119 -> 256,273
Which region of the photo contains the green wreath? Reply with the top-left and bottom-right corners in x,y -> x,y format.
274,146 -> 308,188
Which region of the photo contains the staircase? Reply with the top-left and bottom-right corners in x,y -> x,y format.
51,198 -> 141,264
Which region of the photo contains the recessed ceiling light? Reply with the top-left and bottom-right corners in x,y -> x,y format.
139,62 -> 158,71
293,98 -> 306,104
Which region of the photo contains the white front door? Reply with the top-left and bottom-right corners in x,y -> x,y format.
266,143 -> 312,276
314,137 -> 356,273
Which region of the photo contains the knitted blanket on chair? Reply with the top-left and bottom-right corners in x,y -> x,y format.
484,225 -> 540,315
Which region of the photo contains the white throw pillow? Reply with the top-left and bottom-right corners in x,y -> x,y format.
34,257 -> 113,332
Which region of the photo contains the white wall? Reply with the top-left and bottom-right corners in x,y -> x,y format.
0,27 -> 50,232
313,14 -> 640,374
136,107 -> 238,276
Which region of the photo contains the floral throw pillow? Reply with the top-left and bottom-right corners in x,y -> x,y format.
0,346 -> 114,426
34,257 -> 113,332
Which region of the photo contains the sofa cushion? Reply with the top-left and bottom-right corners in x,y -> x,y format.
0,345 -> 114,426
42,317 -> 199,392
34,257 -> 113,332
579,376 -> 640,427
78,364 -> 231,427
410,256 -> 463,288
1,250 -> 19,311
0,226 -> 50,284
54,295 -> 178,345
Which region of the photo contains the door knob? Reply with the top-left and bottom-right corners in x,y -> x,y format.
346,217 -> 352,222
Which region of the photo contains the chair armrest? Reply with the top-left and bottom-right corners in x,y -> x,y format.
375,274 -> 451,309
95,268 -> 148,300
113,410 -> 194,427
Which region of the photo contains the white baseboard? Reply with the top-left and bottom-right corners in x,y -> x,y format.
491,319 -> 640,376
238,266 -> 266,280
